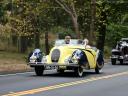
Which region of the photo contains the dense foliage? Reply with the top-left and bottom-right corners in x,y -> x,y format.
0,0 -> 127,54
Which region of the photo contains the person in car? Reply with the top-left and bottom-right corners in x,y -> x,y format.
83,38 -> 91,48
64,35 -> 71,44
120,41 -> 128,56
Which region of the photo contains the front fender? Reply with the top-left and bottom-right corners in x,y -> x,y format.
29,49 -> 43,62
71,49 -> 88,65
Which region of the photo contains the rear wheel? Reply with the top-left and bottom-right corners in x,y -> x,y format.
96,50 -> 104,73
95,67 -> 101,74
120,59 -> 123,64
111,59 -> 116,65
74,67 -> 84,77
34,66 -> 44,76
95,61 -> 104,74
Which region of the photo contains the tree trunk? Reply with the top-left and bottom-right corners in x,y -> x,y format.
35,32 -> 40,48
19,36 -> 27,53
96,10 -> 107,52
12,35 -> 18,46
71,15 -> 80,39
97,24 -> 106,51
90,0 -> 96,44
55,0 -> 80,39
45,31 -> 49,55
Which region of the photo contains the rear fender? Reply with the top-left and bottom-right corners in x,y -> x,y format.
96,50 -> 104,68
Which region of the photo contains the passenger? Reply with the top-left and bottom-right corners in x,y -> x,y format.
116,41 -> 122,50
83,38 -> 91,48
120,41 -> 128,56
64,35 -> 71,44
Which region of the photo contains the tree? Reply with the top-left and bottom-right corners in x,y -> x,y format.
0,2 -> 8,25
96,1 -> 107,51
90,0 -> 96,44
5,0 -> 54,52
55,0 -> 80,38
105,0 -> 128,47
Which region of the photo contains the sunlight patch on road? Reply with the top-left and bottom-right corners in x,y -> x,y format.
2,71 -> 128,96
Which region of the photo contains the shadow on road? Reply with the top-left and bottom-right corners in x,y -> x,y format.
112,62 -> 128,66
30,71 -> 104,78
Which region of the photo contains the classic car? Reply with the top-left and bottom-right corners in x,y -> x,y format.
111,38 -> 128,65
28,39 -> 104,77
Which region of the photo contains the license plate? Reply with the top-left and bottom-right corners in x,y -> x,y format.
45,65 -> 58,70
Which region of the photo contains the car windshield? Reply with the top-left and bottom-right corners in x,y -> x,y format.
121,38 -> 128,43
122,40 -> 128,43
54,39 -> 83,46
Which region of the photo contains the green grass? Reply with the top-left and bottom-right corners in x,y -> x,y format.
0,51 -> 31,73
104,46 -> 111,59
0,51 -> 27,61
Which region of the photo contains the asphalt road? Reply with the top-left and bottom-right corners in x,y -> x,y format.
0,62 -> 128,96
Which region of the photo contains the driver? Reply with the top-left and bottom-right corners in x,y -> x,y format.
65,35 -> 71,44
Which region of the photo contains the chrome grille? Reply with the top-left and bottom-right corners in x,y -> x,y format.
51,49 -> 60,62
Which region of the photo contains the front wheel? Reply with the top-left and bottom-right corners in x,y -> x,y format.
111,59 -> 116,65
34,66 -> 44,76
74,67 -> 84,77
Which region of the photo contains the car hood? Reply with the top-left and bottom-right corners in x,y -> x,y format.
46,45 -> 85,64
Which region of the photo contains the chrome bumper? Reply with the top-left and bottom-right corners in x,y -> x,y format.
28,62 -> 79,67
110,55 -> 119,59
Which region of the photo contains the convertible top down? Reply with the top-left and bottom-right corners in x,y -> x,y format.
28,39 -> 104,77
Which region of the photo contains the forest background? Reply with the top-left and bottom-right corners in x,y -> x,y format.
0,0 -> 127,72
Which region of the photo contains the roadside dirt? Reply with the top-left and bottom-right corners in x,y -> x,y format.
0,59 -> 32,74
0,58 -> 110,74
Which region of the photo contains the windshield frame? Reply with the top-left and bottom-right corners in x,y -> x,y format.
54,39 -> 83,46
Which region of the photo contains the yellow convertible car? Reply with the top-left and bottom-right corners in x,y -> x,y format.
28,39 -> 104,77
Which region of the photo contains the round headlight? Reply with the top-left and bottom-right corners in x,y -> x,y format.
72,58 -> 78,64
64,56 -> 72,64
71,55 -> 79,64
30,56 -> 37,63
